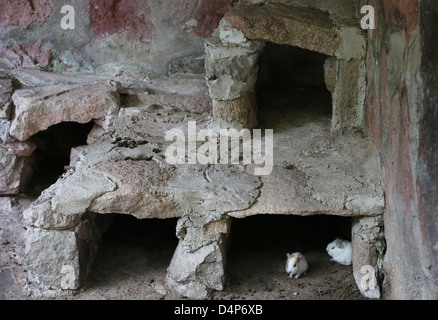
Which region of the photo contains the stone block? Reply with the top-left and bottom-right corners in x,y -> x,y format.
224,3 -> 340,56
0,0 -> 53,30
69,145 -> 87,168
324,57 -> 338,93
166,235 -> 228,299
10,81 -> 120,141
89,160 -> 179,219
136,91 -> 212,115
205,36 -> 263,100
331,59 -> 366,133
0,119 -> 12,144
168,54 -> 205,75
0,78 -> 13,118
87,0 -> 154,42
23,166 -> 116,230
25,226 -> 81,291
212,91 -> 258,131
0,146 -> 32,195
2,141 -> 36,157
25,214 -> 105,293
351,216 -> 385,299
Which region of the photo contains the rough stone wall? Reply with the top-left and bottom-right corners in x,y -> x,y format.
0,0 -> 234,74
361,0 -> 438,299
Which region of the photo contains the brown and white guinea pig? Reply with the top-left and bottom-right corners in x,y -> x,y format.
286,252 -> 308,279
326,238 -> 352,266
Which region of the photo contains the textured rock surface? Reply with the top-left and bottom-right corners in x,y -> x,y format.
223,3 -> 365,60
205,32 -> 263,102
135,92 -> 212,115
351,216 -> 385,299
0,78 -> 13,118
89,160 -> 179,219
167,237 -> 228,299
0,40 -> 52,68
361,0 -> 438,299
0,148 -> 26,195
25,213 -> 104,293
23,167 -> 117,230
171,0 -> 233,38
0,119 -> 12,144
331,59 -> 366,133
25,226 -> 81,290
207,3 -> 365,133
212,91 -> 258,131
224,3 -> 340,56
19,72 -> 386,298
86,0 -> 154,42
229,116 -> 384,218
0,145 -> 33,195
10,81 -> 120,141
0,0 -> 54,30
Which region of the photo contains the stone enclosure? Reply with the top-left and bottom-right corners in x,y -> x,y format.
1,0 -> 437,300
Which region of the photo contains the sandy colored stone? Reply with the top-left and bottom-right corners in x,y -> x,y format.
136,92 -> 212,114
331,59 -> 366,132
167,239 -> 227,299
25,214 -> 103,292
324,57 -> 338,93
0,119 -> 12,143
224,3 -> 341,56
0,146 -> 31,195
2,141 -> 36,157
89,160 -> 179,219
10,81 -> 120,141
212,91 -> 257,130
50,167 -> 117,216
69,146 -> 87,168
205,36 -> 263,100
25,226 -> 80,291
86,124 -> 106,144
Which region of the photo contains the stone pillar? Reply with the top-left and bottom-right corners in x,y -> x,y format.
205,20 -> 264,132
23,166 -> 116,295
0,76 -> 35,195
351,215 -> 385,299
25,211 -> 110,293
329,58 -> 367,133
166,216 -> 231,299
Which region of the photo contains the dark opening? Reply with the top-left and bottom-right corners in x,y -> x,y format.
219,215 -> 364,300
256,43 -> 332,129
85,214 -> 179,297
27,121 -> 94,194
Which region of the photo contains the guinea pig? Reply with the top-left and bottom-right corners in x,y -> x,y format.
286,252 -> 308,279
326,238 -> 352,266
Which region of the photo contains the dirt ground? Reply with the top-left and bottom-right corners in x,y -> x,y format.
0,197 -> 365,301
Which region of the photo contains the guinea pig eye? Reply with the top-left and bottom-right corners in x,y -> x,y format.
332,247 -> 335,249
293,264 -> 296,267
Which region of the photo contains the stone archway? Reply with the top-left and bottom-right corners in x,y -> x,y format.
205,2 -> 367,134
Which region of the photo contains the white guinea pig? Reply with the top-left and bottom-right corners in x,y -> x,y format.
326,238 -> 352,266
286,252 -> 308,279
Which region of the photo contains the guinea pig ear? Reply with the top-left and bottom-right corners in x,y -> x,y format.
336,240 -> 344,249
